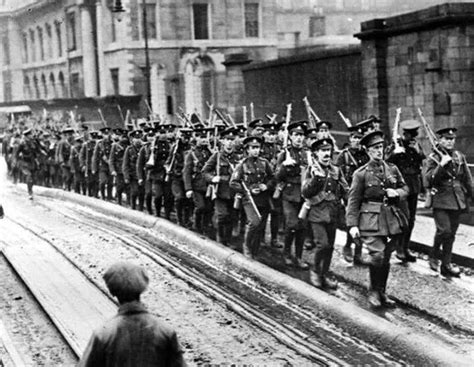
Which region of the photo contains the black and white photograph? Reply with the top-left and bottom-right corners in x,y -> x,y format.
0,0 -> 473,365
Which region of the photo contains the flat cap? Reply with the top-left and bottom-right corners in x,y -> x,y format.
103,262 -> 149,299
360,130 -> 385,148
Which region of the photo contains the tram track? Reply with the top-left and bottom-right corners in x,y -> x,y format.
7,201 -> 396,366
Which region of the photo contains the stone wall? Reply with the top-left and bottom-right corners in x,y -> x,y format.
356,2 -> 474,161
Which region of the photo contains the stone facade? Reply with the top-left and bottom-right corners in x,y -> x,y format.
356,2 -> 474,160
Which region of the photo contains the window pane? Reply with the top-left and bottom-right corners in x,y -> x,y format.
193,4 -> 209,40
67,12 -> 76,51
142,4 -> 156,39
245,3 -> 259,38
111,68 -> 119,95
56,22 -> 62,57
2,37 -> 10,65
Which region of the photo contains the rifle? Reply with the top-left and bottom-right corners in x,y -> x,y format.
213,108 -> 231,127
282,103 -> 296,165
243,106 -> 248,128
303,97 -> 317,129
117,104 -> 125,126
417,108 -> 448,159
392,108 -> 405,154
242,181 -> 262,221
337,111 -> 352,129
250,102 -> 255,121
164,130 -> 182,182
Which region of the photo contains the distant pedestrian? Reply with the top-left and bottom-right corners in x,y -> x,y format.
79,262 -> 186,367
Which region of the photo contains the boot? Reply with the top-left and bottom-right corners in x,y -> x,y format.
342,244 -> 353,263
429,257 -> 440,272
379,265 -> 395,307
295,257 -> 309,270
242,235 -> 252,259
216,224 -> 226,245
368,266 -> 382,307
321,249 -> 337,289
323,276 -> 338,290
271,237 -> 283,248
146,196 -> 153,215
283,231 -> 295,266
309,270 -> 323,288
404,250 -> 417,262
441,264 -> 461,277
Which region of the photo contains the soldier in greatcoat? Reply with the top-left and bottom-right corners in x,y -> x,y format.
423,127 -> 472,277
92,127 -> 114,200
109,129 -> 130,205
123,130 -> 144,210
346,131 -> 409,307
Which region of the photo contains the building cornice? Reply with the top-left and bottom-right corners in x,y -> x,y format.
355,2 -> 474,40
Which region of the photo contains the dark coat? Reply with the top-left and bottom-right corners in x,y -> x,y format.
92,138 -> 112,173
78,301 -> 185,367
183,146 -> 212,193
275,146 -> 309,203
202,150 -> 240,200
122,143 -> 141,182
346,159 -> 409,236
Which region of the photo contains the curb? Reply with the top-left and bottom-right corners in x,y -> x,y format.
36,187 -> 473,365
410,240 -> 474,269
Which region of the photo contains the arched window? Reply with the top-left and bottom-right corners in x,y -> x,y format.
55,21 -> 62,57
33,75 -> 40,99
45,23 -> 52,59
22,33 -> 28,63
41,74 -> 47,99
184,55 -> 216,117
29,29 -> 36,62
49,73 -> 56,98
38,26 -> 44,61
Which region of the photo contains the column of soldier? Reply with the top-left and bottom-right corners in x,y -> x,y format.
5,101 -> 471,308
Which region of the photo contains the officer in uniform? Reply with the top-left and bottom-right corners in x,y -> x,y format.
230,136 -> 274,258
275,121 -> 309,269
57,127 -> 74,191
166,128 -> 192,226
80,130 -> 100,197
346,131 -> 409,307
92,127 -> 114,200
123,130 -> 144,210
109,129 -> 130,205
424,127 -> 472,277
203,127 -> 240,246
70,135 -> 86,194
183,127 -> 213,234
386,119 -> 425,262
336,126 -> 370,264
302,137 -> 348,289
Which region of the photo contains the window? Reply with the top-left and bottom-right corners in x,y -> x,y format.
140,3 -> 157,39
45,23 -> 52,58
110,68 -> 119,95
66,12 -> 77,51
244,3 -> 259,38
55,21 -> 63,57
193,3 -> 209,40
22,33 -> 28,63
3,71 -> 12,102
167,96 -> 173,115
30,30 -> 36,61
309,15 -> 325,37
38,27 -> 44,61
2,37 -> 9,65
111,13 -> 117,42
70,72 -> 82,97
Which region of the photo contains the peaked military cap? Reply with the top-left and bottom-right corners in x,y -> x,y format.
234,124 -> 247,137
360,130 -> 385,148
436,127 -> 457,138
400,119 -> 421,131
306,128 -> 318,138
128,130 -> 142,139
103,262 -> 149,299
311,137 -> 333,151
89,130 -> 101,139
262,123 -> 278,133
316,120 -> 332,131
220,127 -> 237,138
99,126 -> 111,133
248,119 -> 264,129
348,125 -> 364,137
288,120 -> 308,135
62,127 -> 75,134
74,135 -> 84,142
179,127 -> 194,136
243,136 -> 263,146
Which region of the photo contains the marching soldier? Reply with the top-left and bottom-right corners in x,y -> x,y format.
336,126 -> 370,264
424,127 -> 472,277
56,127 -> 74,191
202,127 -> 240,246
70,135 -> 86,194
183,127 -> 213,234
15,128 -> 43,199
230,136 -> 274,258
166,128 -> 192,226
109,129 -> 130,205
386,119 -> 425,262
275,121 -> 310,269
92,127 -> 114,200
346,131 -> 409,307
261,123 -> 283,247
80,130 -> 100,197
302,138 -> 348,289
123,130 -> 144,210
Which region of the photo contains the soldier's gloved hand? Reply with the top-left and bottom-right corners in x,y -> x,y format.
138,179 -> 144,186
259,184 -> 268,191
440,154 -> 452,167
211,176 -> 220,183
349,226 -> 360,239
385,188 -> 399,198
186,190 -> 193,199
